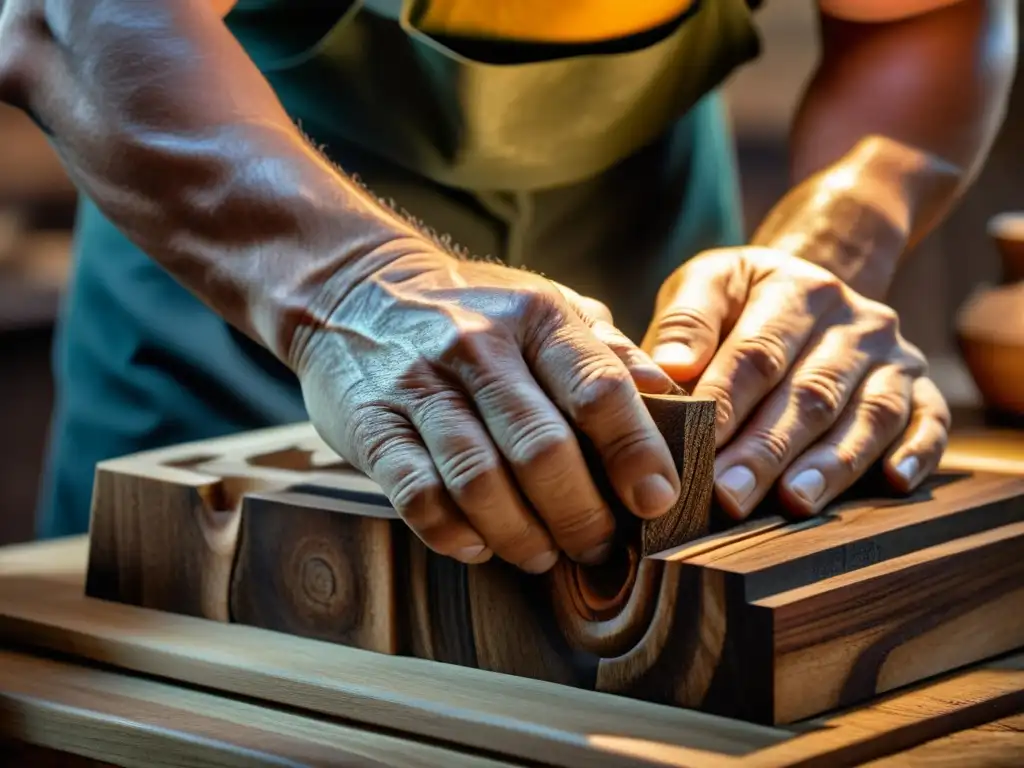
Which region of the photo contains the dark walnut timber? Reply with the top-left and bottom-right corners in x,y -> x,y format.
85,397 -> 1024,725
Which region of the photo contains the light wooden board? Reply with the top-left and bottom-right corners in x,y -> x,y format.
746,652 -> 1024,768
0,648 -> 517,768
0,536 -> 785,768
1,537 -> 1022,768
863,713 -> 1024,767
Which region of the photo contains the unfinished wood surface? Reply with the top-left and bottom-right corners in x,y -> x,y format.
230,490 -> 399,653
747,651 -> 1024,768
85,418 -> 1024,725
5,537 -> 1024,768
636,395 -> 716,555
0,647 -> 518,768
86,394 -> 717,693
3,537 -> 789,768
863,713 -> 1024,767
646,468 -> 1024,724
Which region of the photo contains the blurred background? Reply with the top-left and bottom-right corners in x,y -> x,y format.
0,2 -> 1020,547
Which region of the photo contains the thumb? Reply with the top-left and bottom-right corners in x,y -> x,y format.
644,254 -> 736,382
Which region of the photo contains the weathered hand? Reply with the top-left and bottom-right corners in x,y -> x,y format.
292,248 -> 680,573
643,247 -> 950,520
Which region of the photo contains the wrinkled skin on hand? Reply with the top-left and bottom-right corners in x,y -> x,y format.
293,250 -> 681,574
644,247 -> 950,520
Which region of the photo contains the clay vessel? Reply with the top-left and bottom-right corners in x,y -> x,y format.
955,213 -> 1024,416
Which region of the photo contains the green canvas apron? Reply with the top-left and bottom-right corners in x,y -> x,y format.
37,0 -> 761,538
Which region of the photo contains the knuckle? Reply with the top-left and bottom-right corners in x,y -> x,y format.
355,416 -> 407,471
438,323 -> 497,368
900,341 -> 929,375
411,388 -> 462,421
602,427 -> 658,467
655,307 -> 717,342
550,505 -> 614,546
567,362 -> 634,424
833,444 -> 867,476
506,419 -> 575,470
389,470 -> 445,527
518,283 -> 562,320
494,521 -> 549,562
860,302 -> 901,340
747,427 -> 791,465
860,390 -> 910,434
574,296 -> 613,325
790,370 -> 845,428
733,334 -> 788,383
803,272 -> 845,302
698,379 -> 735,429
874,303 -> 900,331
439,448 -> 502,501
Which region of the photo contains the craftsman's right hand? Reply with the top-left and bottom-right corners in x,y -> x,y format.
291,249 -> 681,574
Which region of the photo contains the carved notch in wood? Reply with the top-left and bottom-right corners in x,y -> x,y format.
86,399 -> 1024,725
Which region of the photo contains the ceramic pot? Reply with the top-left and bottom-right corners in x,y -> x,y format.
955,212 -> 1024,416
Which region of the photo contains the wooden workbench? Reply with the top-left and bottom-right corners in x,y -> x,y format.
0,430 -> 1021,768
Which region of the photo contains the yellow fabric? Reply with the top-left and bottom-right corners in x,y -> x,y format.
417,0 -> 696,43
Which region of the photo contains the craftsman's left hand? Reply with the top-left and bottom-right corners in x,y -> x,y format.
642,247 -> 950,520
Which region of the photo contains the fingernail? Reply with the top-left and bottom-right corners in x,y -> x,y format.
789,469 -> 826,506
579,542 -> 613,565
717,465 -> 757,508
630,364 -> 676,393
631,474 -> 679,517
895,455 -> 920,484
522,550 -> 559,574
652,342 -> 697,368
455,544 -> 491,563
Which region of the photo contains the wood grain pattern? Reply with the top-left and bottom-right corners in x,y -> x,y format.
648,469 -> 1024,724
863,713 -> 1024,767
4,537 -> 1024,768
85,414 -> 1024,726
230,490 -> 399,653
637,395 -> 717,555
746,652 -> 1024,768
0,538 -> 790,768
85,394 -> 718,694
0,647 -> 519,768
765,521 -> 1024,723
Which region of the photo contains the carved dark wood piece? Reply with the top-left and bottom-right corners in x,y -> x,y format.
85,399 -> 1024,725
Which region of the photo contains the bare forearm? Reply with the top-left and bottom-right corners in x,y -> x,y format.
0,0 -> 419,362
752,0 -> 1016,299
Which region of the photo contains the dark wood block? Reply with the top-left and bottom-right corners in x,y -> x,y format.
655,469 -> 1024,724
230,490 -> 399,653
639,395 -> 716,555
84,400 -> 1024,725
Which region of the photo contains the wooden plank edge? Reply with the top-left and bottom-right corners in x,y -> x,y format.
0,540 -> 788,768
0,647 -> 518,768
745,652 -> 1024,768
861,712 -> 1024,766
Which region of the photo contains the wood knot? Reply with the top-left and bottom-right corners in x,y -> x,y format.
301,556 -> 337,606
